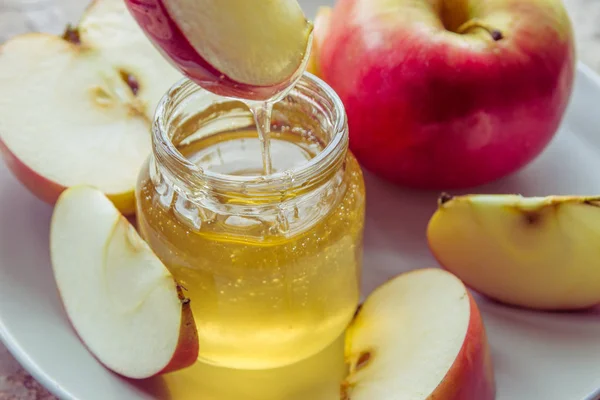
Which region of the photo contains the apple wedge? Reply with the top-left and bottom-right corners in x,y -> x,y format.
50,186 -> 198,379
428,193 -> 600,310
343,268 -> 495,400
125,0 -> 313,100
0,0 -> 182,215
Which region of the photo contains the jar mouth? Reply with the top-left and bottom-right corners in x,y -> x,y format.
152,72 -> 348,196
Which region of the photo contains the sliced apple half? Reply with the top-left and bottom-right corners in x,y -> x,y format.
428,193 -> 600,310
125,0 -> 313,100
50,186 -> 198,379
0,0 -> 182,215
343,268 -> 495,400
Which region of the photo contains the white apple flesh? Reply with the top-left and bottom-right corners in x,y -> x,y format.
428,194 -> 600,310
0,0 -> 182,215
50,186 -> 198,379
344,268 -> 495,400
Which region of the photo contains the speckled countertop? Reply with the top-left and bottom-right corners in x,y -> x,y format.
0,0 -> 599,398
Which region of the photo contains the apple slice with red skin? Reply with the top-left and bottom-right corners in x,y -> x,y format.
0,0 -> 182,215
124,0 -> 313,101
50,186 -> 198,379
344,268 -> 495,400
312,0 -> 575,190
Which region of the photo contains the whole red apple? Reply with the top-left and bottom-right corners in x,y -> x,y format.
314,0 -> 575,189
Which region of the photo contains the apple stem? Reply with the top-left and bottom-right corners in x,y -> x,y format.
456,19 -> 503,41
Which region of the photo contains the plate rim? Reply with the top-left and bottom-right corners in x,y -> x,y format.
0,314 -> 77,399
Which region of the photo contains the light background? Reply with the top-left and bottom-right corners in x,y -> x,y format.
0,0 -> 598,398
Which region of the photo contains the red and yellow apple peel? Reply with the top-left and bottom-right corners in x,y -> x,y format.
311,0 -> 575,190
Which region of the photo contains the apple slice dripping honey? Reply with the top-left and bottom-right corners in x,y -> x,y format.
428,193 -> 600,310
0,0 -> 182,215
343,268 -> 495,400
50,186 -> 198,379
125,0 -> 314,100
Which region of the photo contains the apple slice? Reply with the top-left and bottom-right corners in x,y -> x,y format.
0,0 -> 182,215
344,268 -> 495,400
50,186 -> 198,379
125,0 -> 313,100
427,193 -> 600,310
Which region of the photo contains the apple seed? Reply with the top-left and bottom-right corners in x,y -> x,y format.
119,70 -> 140,96
62,25 -> 81,45
355,351 -> 372,371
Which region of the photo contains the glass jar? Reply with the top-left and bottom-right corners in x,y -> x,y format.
136,73 -> 366,370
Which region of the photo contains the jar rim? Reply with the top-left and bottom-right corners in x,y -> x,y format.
152,72 -> 348,195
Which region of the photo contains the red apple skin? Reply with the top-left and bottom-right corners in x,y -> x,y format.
124,0 -> 293,101
317,0 -> 575,189
0,138 -> 64,206
60,284 -> 198,379
431,292 -> 495,399
0,139 -> 136,215
156,290 -> 199,375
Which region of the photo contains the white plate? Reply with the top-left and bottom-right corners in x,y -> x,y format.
1,62 -> 600,400
2,14 -> 600,400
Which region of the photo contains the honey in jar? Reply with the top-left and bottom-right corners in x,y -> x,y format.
136,74 -> 365,369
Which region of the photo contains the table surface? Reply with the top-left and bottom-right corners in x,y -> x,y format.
1,0 -> 599,398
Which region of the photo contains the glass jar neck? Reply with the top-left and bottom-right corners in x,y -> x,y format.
151,73 -> 349,205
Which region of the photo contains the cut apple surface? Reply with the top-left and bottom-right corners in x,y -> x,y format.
0,0 -> 182,215
125,0 -> 313,100
50,186 -> 198,379
428,194 -> 600,310
344,268 -> 494,400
